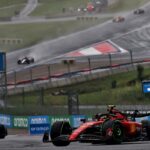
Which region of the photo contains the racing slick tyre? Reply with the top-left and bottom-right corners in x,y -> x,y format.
102,120 -> 124,144
26,60 -> 30,64
17,60 -> 21,64
0,125 -> 7,139
50,121 -> 72,146
31,58 -> 34,63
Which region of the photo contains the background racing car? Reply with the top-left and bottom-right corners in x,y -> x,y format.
50,105 -> 150,146
112,16 -> 125,23
17,56 -> 34,64
134,8 -> 145,14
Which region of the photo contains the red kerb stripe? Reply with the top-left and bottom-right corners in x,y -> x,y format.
94,42 -> 118,53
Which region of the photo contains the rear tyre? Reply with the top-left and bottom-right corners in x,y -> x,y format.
111,123 -> 123,144
50,121 -> 72,146
103,120 -> 123,144
31,58 -> 34,63
26,60 -> 30,64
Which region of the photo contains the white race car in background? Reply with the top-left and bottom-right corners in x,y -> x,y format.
112,16 -> 125,23
134,8 -> 145,14
17,56 -> 34,64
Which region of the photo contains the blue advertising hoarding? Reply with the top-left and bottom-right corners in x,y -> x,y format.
0,114 -> 12,128
29,116 -> 50,135
0,52 -> 6,72
142,81 -> 150,93
30,124 -> 50,135
29,115 -> 49,124
71,115 -> 86,128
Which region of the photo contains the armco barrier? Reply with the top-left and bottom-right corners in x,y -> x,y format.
1,114 -> 150,135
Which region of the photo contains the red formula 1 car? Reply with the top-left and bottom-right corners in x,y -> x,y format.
50,105 -> 150,146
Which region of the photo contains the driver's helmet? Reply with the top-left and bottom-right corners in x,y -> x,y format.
94,113 -> 108,121
95,113 -> 102,120
107,105 -> 116,113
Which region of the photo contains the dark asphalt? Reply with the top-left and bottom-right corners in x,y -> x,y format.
0,135 -> 150,150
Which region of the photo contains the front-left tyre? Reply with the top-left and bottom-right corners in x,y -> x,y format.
102,120 -> 124,144
50,121 -> 72,146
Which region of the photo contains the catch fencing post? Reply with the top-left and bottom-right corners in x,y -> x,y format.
30,68 -> 33,83
129,50 -> 134,69
14,70 -> 16,87
22,87 -> 25,105
67,61 -> 71,77
68,91 -> 79,115
48,64 -> 51,82
0,52 -> 7,108
108,53 -> 112,74
88,57 -> 91,74
39,87 -> 44,105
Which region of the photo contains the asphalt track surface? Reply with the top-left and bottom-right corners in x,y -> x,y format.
18,0 -> 38,17
1,135 -> 150,150
6,2 -> 150,72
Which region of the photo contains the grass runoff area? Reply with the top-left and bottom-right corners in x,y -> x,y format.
31,0 -> 89,16
0,18 -> 110,52
0,0 -> 150,52
31,0 -> 150,16
1,65 -> 150,115
0,0 -> 27,18
0,0 -> 147,18
105,0 -> 150,13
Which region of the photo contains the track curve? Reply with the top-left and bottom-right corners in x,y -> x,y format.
7,2 -> 150,72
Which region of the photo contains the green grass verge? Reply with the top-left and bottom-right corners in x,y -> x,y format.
0,0 -> 27,17
0,4 -> 26,18
2,66 -> 150,115
31,0 -> 89,16
31,0 -> 150,16
0,17 -> 110,52
0,0 -> 149,52
0,0 -> 26,8
105,0 -> 150,13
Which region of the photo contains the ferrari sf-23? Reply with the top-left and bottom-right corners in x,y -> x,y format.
50,105 -> 150,146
